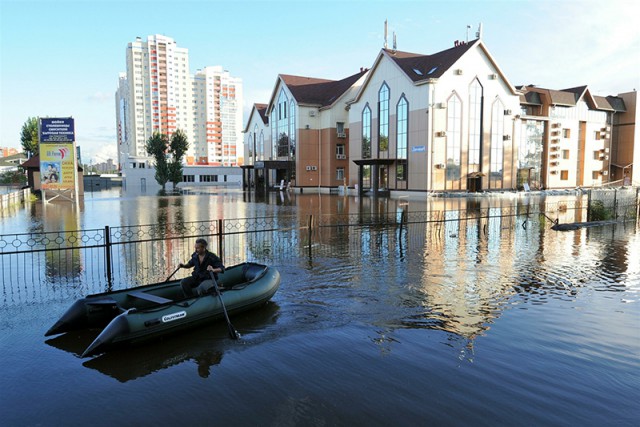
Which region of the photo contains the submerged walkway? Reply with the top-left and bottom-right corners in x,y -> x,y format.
551,220 -> 621,231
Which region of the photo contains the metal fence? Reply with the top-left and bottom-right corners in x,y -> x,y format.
2,188 -> 638,306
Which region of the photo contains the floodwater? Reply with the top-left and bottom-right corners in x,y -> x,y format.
1,188 -> 639,426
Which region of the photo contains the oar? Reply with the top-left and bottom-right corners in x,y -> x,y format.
209,270 -> 240,340
165,265 -> 181,282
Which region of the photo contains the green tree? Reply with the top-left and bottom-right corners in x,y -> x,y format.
20,117 -> 39,156
168,129 -> 189,189
145,132 -> 170,190
0,170 -> 27,185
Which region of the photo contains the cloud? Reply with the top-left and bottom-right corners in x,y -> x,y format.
87,91 -> 113,104
77,125 -> 117,164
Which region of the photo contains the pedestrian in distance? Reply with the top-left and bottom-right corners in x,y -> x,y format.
178,238 -> 224,297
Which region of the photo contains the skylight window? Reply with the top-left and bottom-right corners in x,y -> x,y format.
428,67 -> 438,75
413,68 -> 423,76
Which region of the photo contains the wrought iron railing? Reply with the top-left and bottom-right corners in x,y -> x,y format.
1,189 -> 638,306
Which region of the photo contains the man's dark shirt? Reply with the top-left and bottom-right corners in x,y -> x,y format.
187,250 -> 224,283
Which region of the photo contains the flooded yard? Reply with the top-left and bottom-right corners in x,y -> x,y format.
1,188 -> 638,426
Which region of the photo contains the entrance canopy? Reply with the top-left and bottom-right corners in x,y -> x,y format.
352,158 -> 396,196
353,159 -> 396,166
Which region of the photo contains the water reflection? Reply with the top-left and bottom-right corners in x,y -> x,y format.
46,301 -> 280,382
4,189 -> 639,344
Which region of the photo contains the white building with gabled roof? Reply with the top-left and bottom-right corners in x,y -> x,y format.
347,38 -> 521,194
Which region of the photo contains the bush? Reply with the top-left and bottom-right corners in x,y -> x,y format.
589,200 -> 612,221
0,170 -> 27,186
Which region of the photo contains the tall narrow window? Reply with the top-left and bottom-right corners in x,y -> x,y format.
275,89 -> 290,158
259,130 -> 264,160
446,94 -> 462,189
490,99 -> 505,188
252,124 -> 258,162
271,104 -> 277,159
378,83 -> 389,152
396,96 -> 408,181
289,100 -> 296,159
362,105 -> 371,159
468,79 -> 483,173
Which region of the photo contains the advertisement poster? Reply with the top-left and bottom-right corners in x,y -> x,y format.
40,144 -> 75,190
39,118 -> 77,192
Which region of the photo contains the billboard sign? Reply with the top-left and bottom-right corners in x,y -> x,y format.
39,118 -> 77,192
40,118 -> 75,143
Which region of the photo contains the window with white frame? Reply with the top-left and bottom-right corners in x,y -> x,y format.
468,79 -> 483,171
362,105 -> 371,159
490,99 -> 505,187
446,93 -> 462,188
378,83 -> 389,152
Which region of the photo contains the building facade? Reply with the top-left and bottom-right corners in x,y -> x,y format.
517,85 -> 627,189
243,35 -> 637,195
193,66 -> 243,166
242,103 -> 270,189
347,40 -> 521,194
610,91 -> 638,186
243,71 -> 367,192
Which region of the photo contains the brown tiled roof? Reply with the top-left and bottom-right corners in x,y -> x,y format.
383,40 -> 478,82
562,85 -> 588,101
281,70 -> 367,107
255,103 -> 268,125
547,89 -> 578,106
520,84 -> 627,112
20,155 -> 40,169
605,96 -> 626,112
592,96 -> 614,111
520,91 -> 542,105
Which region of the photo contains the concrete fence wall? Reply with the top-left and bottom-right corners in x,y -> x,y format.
0,187 -> 30,212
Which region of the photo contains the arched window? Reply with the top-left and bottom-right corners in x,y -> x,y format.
289,100 -> 296,158
468,79 -> 483,172
362,104 -> 371,159
446,93 -> 462,188
270,104 -> 277,159
490,98 -> 505,188
259,130 -> 264,161
252,124 -> 258,162
278,90 -> 289,157
378,83 -> 389,153
396,96 -> 408,181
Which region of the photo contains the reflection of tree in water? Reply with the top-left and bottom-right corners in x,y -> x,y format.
446,159 -> 461,181
517,120 -> 544,188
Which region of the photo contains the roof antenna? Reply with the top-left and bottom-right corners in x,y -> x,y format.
392,32 -> 397,52
476,22 -> 483,40
384,20 -> 388,49
466,25 -> 471,43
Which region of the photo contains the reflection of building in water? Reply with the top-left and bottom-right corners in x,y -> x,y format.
42,200 -> 83,281
114,192 -> 250,284
416,207 -> 517,340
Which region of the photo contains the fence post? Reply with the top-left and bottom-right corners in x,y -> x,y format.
613,188 -> 618,220
308,215 -> 313,259
104,225 -> 112,288
587,189 -> 592,222
218,219 -> 224,264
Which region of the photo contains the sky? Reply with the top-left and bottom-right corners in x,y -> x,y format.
1,0 -> 639,164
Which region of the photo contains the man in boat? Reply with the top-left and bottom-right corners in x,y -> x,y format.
178,238 -> 225,297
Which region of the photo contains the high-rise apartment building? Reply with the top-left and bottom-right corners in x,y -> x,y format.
192,66 -> 243,165
116,35 -> 243,169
